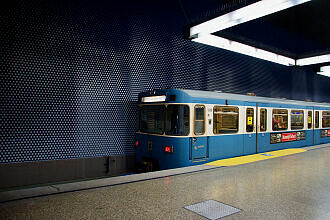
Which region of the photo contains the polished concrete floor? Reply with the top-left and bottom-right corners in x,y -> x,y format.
1,147 -> 330,219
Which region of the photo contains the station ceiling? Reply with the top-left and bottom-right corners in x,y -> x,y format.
182,0 -> 329,62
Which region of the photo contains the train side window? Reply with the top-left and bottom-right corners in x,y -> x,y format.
315,111 -> 319,128
213,106 -> 239,134
322,111 -> 330,128
194,105 -> 205,135
273,109 -> 288,131
308,111 -> 312,129
246,108 -> 254,132
260,109 -> 267,132
290,110 -> 304,130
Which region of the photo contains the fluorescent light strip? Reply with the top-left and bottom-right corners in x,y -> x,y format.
320,66 -> 330,72
317,65 -> 330,77
190,0 -> 311,36
317,71 -> 330,77
193,34 -> 295,66
190,0 -> 329,67
296,54 -> 330,66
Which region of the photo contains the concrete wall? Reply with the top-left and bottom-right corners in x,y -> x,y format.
0,155 -> 135,189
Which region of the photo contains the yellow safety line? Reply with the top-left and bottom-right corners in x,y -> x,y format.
206,148 -> 307,167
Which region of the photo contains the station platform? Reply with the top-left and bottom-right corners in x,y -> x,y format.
1,143 -> 330,219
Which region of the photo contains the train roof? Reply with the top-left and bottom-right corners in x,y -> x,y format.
154,89 -> 330,108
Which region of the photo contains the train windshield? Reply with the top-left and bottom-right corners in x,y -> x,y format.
140,105 -> 165,134
166,105 -> 189,136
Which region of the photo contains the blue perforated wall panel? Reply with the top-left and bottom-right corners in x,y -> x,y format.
1,0 -> 330,163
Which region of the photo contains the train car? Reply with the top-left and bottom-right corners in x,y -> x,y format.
135,89 -> 330,171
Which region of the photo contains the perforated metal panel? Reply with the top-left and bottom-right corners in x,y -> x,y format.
1,0 -> 330,164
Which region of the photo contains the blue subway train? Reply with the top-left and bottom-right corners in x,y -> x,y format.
135,89 -> 330,171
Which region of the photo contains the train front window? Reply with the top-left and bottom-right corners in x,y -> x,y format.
165,105 -> 189,136
272,109 -> 288,131
322,111 -> 330,128
213,106 -> 239,134
290,110 -> 304,130
140,105 -> 165,134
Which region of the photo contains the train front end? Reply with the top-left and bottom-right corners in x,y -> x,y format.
135,90 -> 191,171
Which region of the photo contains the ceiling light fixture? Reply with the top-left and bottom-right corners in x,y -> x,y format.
316,65 -> 330,77
190,0 -> 312,36
189,0 -> 328,66
317,72 -> 330,77
296,54 -> 330,66
320,66 -> 330,72
193,34 -> 295,66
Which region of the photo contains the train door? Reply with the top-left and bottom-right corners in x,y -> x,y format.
257,107 -> 268,153
314,110 -> 320,145
243,103 -> 257,155
191,105 -> 208,161
309,109 -> 314,145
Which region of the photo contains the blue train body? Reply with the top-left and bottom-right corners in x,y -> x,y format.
135,89 -> 330,170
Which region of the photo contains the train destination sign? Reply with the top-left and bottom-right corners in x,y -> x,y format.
282,133 -> 297,142
321,129 -> 330,137
270,131 -> 305,144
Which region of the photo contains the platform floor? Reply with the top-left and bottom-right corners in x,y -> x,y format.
1,145 -> 330,219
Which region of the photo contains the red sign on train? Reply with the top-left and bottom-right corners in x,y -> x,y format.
328,130 -> 330,137
282,133 -> 297,142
